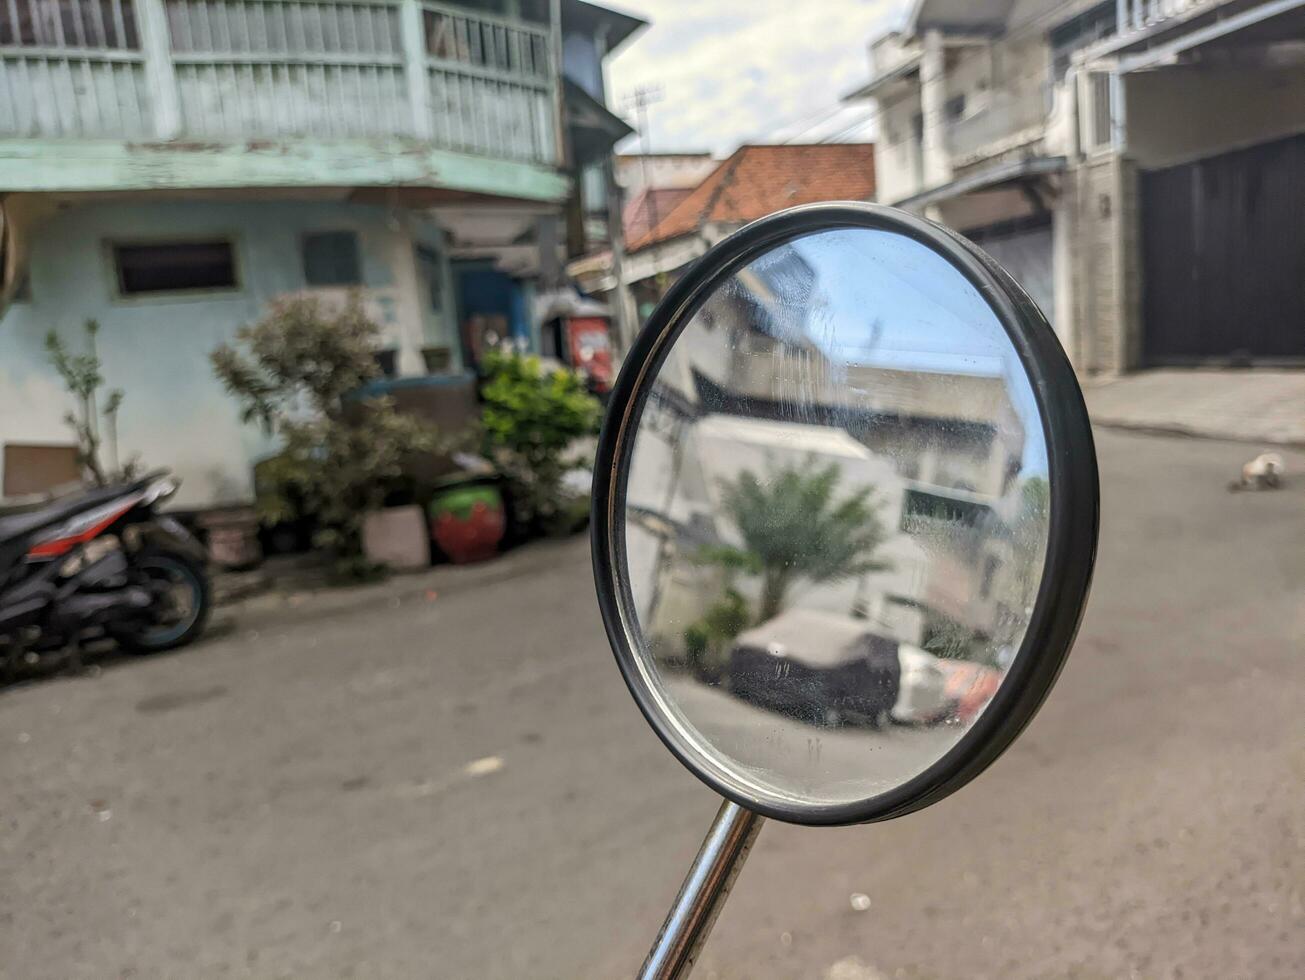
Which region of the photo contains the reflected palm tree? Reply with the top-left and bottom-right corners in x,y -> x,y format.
701,460 -> 893,622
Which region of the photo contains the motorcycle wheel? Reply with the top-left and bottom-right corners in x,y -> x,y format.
113,549 -> 212,654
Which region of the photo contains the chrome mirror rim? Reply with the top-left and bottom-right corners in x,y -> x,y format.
592,202 -> 1099,826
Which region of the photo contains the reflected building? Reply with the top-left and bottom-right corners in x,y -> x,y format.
626,243 -> 1034,666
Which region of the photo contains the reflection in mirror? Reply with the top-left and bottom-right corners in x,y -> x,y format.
622,228 -> 1051,808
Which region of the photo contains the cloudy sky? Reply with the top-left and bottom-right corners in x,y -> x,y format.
605,0 -> 908,157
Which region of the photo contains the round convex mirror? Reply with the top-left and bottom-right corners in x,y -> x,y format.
593,204 -> 1097,825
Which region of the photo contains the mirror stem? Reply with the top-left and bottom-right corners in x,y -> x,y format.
638,799 -> 764,980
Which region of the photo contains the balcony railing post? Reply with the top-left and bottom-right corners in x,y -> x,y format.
549,0 -> 566,166
399,0 -> 433,139
137,0 -> 181,138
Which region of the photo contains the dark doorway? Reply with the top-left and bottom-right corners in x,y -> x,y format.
1141,132 -> 1305,364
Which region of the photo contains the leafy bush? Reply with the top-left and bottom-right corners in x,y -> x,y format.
703,587 -> 751,642
682,622 -> 710,668
211,296 -> 440,578
682,588 -> 751,677
479,350 -> 601,535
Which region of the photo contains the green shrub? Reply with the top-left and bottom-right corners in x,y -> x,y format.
703,588 -> 750,644
683,622 -> 711,669
479,350 -> 601,535
683,588 -> 751,678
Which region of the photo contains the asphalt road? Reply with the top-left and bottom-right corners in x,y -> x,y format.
2,429 -> 1303,980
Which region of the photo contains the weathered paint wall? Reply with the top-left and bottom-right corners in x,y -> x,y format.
0,139 -> 570,200
875,89 -> 925,205
0,196 -> 458,508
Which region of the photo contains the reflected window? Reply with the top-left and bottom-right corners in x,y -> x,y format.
901,488 -> 986,532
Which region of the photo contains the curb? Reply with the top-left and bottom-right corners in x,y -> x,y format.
1090,418 -> 1305,450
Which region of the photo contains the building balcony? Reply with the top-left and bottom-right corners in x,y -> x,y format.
0,0 -> 568,201
946,88 -> 1050,168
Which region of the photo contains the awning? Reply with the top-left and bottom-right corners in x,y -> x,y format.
894,155 -> 1066,211
565,79 -> 635,167
561,0 -> 648,55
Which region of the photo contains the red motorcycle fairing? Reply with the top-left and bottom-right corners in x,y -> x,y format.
24,477 -> 175,561
26,497 -> 141,559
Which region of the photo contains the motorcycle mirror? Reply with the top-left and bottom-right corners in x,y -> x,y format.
591,204 -> 1099,978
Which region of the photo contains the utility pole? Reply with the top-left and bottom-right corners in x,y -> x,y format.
626,84 -> 665,232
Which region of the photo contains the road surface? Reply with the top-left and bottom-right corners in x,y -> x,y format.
2,429 -> 1303,979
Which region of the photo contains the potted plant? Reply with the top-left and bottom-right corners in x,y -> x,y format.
429,480 -> 506,564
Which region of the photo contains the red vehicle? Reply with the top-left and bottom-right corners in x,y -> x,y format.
935,658 -> 1004,723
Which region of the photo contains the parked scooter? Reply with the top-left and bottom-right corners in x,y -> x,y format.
0,472 -> 211,676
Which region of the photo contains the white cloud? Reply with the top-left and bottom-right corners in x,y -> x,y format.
607,0 -> 906,156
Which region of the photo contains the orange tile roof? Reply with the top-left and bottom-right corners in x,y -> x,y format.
628,143 -> 876,252
622,186 -> 694,244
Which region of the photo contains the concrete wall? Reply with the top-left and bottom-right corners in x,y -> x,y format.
614,155 -> 716,192
874,31 -> 1055,203
1126,63 -> 1305,170
0,196 -> 458,508
875,90 -> 925,205
1066,152 -> 1139,374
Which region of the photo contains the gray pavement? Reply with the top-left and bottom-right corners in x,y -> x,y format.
1084,368 -> 1305,446
2,428 -> 1304,979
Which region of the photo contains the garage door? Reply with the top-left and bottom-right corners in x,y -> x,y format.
1141,132 -> 1305,364
963,218 -> 1055,324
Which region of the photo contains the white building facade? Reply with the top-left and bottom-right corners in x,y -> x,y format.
847,0 -> 1305,374
0,0 -> 643,507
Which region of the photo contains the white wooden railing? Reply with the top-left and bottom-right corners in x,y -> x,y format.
422,1 -> 554,163
0,0 -> 151,136
1115,0 -> 1213,38
0,0 -> 558,164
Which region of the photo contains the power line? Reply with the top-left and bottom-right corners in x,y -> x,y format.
817,110 -> 879,144
778,103 -> 853,143
749,98 -> 861,144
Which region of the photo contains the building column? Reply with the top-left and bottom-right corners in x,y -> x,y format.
920,29 -> 952,189
137,0 -> 181,138
399,0 -> 433,139
1052,199 -> 1074,357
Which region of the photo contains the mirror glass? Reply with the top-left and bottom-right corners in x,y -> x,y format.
621,228 -> 1052,808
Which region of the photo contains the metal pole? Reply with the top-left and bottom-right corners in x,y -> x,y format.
637,800 -> 764,980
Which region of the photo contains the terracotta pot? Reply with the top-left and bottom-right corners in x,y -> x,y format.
429,485 -> 505,564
